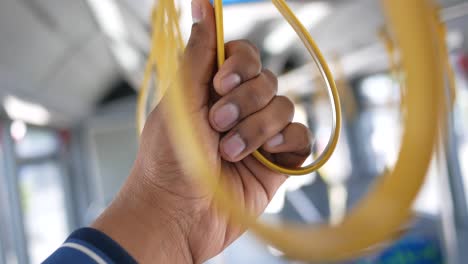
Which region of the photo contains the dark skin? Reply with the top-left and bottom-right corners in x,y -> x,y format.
92,0 -> 312,263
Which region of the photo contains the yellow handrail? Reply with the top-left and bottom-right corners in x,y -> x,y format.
139,0 -> 443,261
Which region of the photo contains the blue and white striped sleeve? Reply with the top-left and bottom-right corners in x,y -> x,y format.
44,228 -> 137,264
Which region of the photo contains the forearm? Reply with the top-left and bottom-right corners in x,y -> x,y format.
92,172 -> 194,264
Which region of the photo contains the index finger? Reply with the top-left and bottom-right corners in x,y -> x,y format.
213,40 -> 262,95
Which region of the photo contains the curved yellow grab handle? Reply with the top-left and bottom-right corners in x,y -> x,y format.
141,0 -> 443,261
159,0 -> 442,261
214,0 -> 342,176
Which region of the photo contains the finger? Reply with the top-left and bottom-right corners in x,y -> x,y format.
213,40 -> 262,95
263,123 -> 312,155
209,69 -> 278,132
262,123 -> 313,168
220,96 -> 294,162
182,0 -> 217,109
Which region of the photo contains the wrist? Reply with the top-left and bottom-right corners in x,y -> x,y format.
92,170 -> 194,264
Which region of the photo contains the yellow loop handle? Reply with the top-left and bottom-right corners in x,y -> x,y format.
141,0 -> 442,261
164,0 -> 441,261
379,28 -> 406,112
214,0 -> 342,176
433,7 -> 457,107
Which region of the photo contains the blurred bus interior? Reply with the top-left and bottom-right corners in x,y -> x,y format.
1,0 -> 468,263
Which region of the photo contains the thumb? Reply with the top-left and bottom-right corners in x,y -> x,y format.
182,0 -> 218,109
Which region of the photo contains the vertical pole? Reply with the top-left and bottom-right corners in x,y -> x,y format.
0,176 -> 6,264
1,122 -> 29,264
442,88 -> 468,263
436,139 -> 459,264
67,127 -> 91,227
444,111 -> 468,226
58,132 -> 79,232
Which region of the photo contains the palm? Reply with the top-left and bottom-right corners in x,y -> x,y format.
178,109 -> 305,261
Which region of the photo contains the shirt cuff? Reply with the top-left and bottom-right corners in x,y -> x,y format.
66,227 -> 137,264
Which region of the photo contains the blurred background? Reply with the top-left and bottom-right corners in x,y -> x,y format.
0,0 -> 468,263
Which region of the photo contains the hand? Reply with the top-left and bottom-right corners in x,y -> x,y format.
92,0 -> 312,263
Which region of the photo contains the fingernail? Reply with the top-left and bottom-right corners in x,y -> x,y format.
191,0 -> 203,23
266,134 -> 284,148
214,103 -> 239,129
220,74 -> 241,93
223,134 -> 246,159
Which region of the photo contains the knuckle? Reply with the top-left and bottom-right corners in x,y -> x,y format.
255,120 -> 272,138
240,40 -> 261,74
186,25 -> 213,52
226,39 -> 259,56
245,88 -> 265,109
246,64 -> 261,79
249,58 -> 262,74
224,40 -> 240,54
276,96 -> 295,117
240,39 -> 260,55
291,123 -> 312,154
295,123 -> 311,144
244,81 -> 275,110
188,24 -> 202,43
226,40 -> 261,78
186,39 -> 198,51
226,39 -> 243,48
261,69 -> 278,94
186,33 -> 203,51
